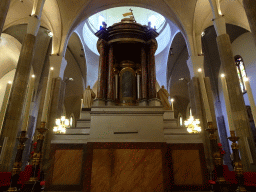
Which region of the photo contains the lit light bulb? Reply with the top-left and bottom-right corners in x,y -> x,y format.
198,68 -> 202,72
50,67 -> 54,70
221,74 -> 225,78
56,119 -> 61,125
244,77 -> 248,82
187,128 -> 192,133
65,119 -> 69,126
32,74 -> 35,78
53,126 -> 58,132
61,116 -> 65,121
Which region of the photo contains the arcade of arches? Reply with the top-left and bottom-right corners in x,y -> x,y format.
1,0 -> 256,191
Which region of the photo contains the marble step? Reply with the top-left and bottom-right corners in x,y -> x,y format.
76,120 -> 91,127
163,119 -> 178,128
53,134 -> 89,140
164,133 -> 203,143
80,110 -> 91,120
163,127 -> 189,134
65,127 -> 90,135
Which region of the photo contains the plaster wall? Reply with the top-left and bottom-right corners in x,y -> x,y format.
64,48 -> 84,119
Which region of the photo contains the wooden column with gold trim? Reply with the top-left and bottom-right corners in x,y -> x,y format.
140,45 -> 147,106
147,40 -> 157,99
147,39 -> 161,106
95,39 -> 107,106
107,44 -> 114,105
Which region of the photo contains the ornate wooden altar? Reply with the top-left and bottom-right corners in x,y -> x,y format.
94,17 -> 161,106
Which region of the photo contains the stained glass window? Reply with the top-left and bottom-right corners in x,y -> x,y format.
235,55 -> 247,93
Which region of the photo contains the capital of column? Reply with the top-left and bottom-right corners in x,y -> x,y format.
49,55 -> 67,79
27,15 -> 41,36
213,16 -> 226,36
136,68 -> 141,75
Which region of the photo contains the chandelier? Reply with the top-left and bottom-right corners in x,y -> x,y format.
184,116 -> 201,133
53,116 -> 70,134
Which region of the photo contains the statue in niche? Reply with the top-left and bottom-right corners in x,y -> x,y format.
83,86 -> 96,108
157,85 -> 172,110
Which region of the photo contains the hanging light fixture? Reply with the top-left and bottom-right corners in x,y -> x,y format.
53,116 -> 70,134
184,116 -> 201,133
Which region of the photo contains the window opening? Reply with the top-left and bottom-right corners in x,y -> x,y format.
235,55 -> 247,93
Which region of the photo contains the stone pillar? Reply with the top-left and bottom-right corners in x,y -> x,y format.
95,39 -> 107,106
147,40 -> 161,106
107,44 -> 114,106
243,0 -> 256,46
42,78 -> 66,179
0,0 -> 10,36
140,45 -> 147,106
192,77 -> 213,171
204,77 -> 218,133
0,0 -> 46,171
0,34 -> 37,171
216,33 -> 256,171
188,80 -> 196,117
49,56 -> 67,80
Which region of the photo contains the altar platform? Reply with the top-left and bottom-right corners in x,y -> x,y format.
51,106 -> 203,144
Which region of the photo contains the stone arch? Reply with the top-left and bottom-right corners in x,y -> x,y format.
166,32 -> 191,119
167,32 -> 190,92
59,1 -> 189,58
4,0 -> 62,55
64,32 -> 87,121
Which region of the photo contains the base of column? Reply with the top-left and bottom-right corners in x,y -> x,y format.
148,98 -> 162,107
106,99 -> 115,106
138,99 -> 148,106
93,98 -> 105,106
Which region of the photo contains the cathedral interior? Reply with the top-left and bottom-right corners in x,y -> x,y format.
0,0 -> 256,191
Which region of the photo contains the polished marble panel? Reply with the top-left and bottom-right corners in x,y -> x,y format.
171,149 -> 203,185
52,149 -> 83,185
91,149 -> 163,192
91,149 -> 112,191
